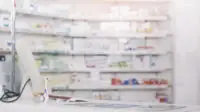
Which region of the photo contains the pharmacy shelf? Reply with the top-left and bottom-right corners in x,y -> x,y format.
0,50 -> 11,55
16,29 -> 170,38
0,50 -> 171,56
39,68 -> 172,74
0,8 -> 10,13
16,29 -> 67,37
66,16 -> 168,22
16,9 -> 168,22
39,69 -> 91,73
69,51 -> 170,56
4,28 -> 67,37
111,0 -> 171,3
0,28 -> 10,33
61,0 -> 171,4
4,28 -> 169,38
66,85 -> 168,91
32,50 -> 170,56
69,32 -> 171,39
0,28 -> 65,37
0,27 -> 170,39
5,0 -> 172,103
32,50 -> 68,55
0,28 -> 67,37
100,68 -> 172,73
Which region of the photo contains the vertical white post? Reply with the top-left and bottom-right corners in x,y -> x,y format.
11,0 -> 16,91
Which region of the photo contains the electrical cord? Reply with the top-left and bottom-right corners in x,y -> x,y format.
0,78 -> 31,103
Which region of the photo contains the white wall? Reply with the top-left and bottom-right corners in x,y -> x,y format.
173,0 -> 200,105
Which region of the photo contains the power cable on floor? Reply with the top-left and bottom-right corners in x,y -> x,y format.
0,78 -> 31,103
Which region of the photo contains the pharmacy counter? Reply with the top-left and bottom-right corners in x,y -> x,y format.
1,100 -> 200,112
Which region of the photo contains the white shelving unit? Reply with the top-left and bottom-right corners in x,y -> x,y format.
0,27 -> 170,39
40,68 -> 171,74
0,0 -> 173,104
67,85 -> 169,91
0,49 -> 171,56
16,9 -> 168,21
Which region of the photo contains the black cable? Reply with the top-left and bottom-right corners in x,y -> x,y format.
0,78 -> 31,103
